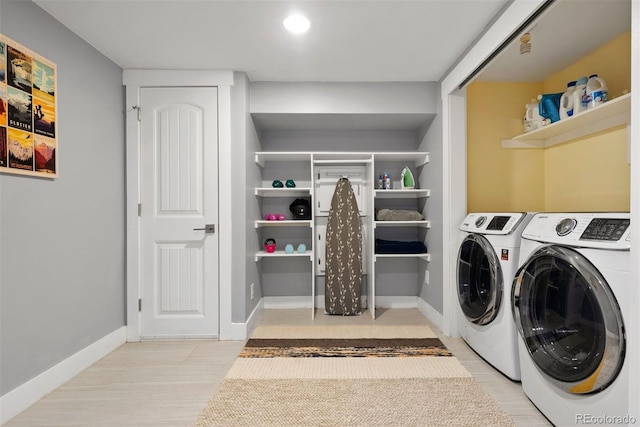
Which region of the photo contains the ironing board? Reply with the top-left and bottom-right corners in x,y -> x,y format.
324,177 -> 363,315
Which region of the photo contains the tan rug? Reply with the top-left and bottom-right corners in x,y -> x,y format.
195,323 -> 515,427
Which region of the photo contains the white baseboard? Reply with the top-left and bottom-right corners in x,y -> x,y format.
0,327 -> 126,425
244,298 -> 264,340
263,296 -> 315,309
375,296 -> 418,308
417,298 -> 444,332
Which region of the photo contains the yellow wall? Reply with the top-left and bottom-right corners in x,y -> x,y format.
542,32 -> 630,212
467,32 -> 630,213
466,82 -> 545,212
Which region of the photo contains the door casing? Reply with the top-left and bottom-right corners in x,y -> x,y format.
123,70 -> 236,341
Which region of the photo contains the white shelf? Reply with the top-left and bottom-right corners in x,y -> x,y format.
313,159 -> 372,165
312,152 -> 373,162
255,152 -> 312,167
502,93 -> 631,149
255,250 -> 314,262
373,152 -> 429,167
375,253 -> 430,262
374,220 -> 430,228
374,189 -> 430,199
255,220 -> 312,228
255,187 -> 312,197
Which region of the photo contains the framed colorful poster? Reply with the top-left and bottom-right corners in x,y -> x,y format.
0,34 -> 57,178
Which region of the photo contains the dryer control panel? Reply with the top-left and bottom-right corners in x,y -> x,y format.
459,212 -> 527,235
521,213 -> 631,249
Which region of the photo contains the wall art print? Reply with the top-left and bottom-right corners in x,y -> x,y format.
0,33 -> 57,178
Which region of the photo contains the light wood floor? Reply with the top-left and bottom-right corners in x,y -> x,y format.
4,308 -> 551,427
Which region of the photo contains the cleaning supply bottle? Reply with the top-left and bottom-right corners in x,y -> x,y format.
538,93 -> 563,123
585,74 -> 608,109
559,80 -> 577,119
378,175 -> 383,189
524,99 -> 545,131
384,173 -> 391,190
572,76 -> 588,115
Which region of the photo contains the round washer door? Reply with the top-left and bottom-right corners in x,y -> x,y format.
457,234 -> 502,325
512,245 -> 625,394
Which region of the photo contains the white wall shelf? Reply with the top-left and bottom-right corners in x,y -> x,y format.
255,250 -> 314,262
375,253 -> 431,262
374,189 -> 431,199
255,187 -> 312,197
373,152 -> 429,167
501,93 -> 631,149
255,152 -> 312,167
374,220 -> 431,228
255,220 -> 313,228
313,159 -> 372,165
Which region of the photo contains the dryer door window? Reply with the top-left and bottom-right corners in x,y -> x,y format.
512,245 -> 625,394
457,234 -> 502,325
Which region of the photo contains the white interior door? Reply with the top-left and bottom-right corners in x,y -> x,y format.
140,86 -> 219,338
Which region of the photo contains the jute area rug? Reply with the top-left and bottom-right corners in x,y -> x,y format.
195,324 -> 515,427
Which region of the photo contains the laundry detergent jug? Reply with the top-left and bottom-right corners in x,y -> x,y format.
572,76 -> 588,115
584,74 -> 608,109
538,92 -> 563,124
524,100 -> 546,132
559,81 -> 577,119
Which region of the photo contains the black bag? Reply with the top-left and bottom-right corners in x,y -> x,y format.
289,198 -> 311,220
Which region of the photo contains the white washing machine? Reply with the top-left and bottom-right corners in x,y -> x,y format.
457,212 -> 534,381
512,213 -> 631,427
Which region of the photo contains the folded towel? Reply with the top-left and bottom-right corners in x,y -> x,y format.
375,239 -> 427,254
376,209 -> 423,221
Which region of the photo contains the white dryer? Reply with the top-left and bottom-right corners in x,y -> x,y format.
457,212 -> 534,381
512,213 -> 631,427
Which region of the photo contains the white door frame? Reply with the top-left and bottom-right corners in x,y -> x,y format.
439,1 -> 546,337
123,70 -> 235,341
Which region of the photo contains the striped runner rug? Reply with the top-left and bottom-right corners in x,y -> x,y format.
194,323 -> 515,427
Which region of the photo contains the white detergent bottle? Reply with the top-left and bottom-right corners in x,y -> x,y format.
585,74 -> 608,109
559,80 -> 577,119
572,76 -> 588,115
524,100 -> 545,132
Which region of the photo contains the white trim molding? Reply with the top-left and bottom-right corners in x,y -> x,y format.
0,327 -> 126,425
438,0 -> 545,337
417,298 -> 444,333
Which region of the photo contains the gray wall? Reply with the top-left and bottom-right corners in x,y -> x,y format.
0,1 -> 125,396
230,72 -> 262,323
418,85 -> 444,314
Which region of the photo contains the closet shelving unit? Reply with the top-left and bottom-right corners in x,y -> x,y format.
254,154 -> 314,287
254,151 -> 430,319
370,156 -> 430,318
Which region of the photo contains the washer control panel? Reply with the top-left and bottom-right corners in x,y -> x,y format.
522,213 -> 631,249
580,218 -> 630,242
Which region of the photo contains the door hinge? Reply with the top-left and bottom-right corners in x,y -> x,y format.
138,299 -> 142,312
132,105 -> 141,122
138,203 -> 142,216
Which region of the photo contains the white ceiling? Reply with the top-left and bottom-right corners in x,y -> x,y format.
31,0 -> 633,85
33,0 -> 511,82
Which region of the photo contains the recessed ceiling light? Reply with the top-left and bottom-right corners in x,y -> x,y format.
283,14 -> 310,34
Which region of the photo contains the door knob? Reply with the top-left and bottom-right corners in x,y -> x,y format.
194,224 -> 216,233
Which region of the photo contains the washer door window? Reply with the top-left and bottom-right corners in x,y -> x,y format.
457,234 -> 502,325
512,245 -> 625,394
